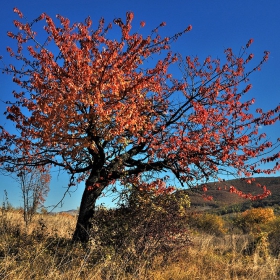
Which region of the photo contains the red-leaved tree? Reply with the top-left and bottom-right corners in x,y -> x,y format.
0,8 -> 279,242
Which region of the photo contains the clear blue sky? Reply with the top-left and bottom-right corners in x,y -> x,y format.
0,0 -> 279,211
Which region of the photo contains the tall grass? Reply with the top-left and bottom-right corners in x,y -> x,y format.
0,207 -> 279,279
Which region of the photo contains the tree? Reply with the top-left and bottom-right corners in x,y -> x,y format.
17,166 -> 50,226
0,8 -> 280,242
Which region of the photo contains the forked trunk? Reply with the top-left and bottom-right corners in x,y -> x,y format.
72,181 -> 105,243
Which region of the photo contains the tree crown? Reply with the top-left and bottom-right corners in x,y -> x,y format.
1,8 -> 280,200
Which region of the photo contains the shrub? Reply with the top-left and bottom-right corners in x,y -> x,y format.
187,213 -> 227,236
265,216 -> 280,256
234,207 -> 275,234
88,189 -> 192,273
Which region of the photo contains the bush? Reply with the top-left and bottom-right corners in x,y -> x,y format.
187,213 -> 227,236
265,216 -> 280,256
234,207 -> 275,234
88,189 -> 191,273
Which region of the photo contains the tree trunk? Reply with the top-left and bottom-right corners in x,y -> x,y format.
72,181 -> 105,243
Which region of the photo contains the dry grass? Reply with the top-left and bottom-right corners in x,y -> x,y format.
150,234 -> 280,280
0,208 -> 280,280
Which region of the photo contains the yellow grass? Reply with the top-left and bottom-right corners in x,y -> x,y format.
0,208 -> 280,279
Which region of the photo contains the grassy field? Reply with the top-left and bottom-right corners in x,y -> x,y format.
1,207 -> 280,280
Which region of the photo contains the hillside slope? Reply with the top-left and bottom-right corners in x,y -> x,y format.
184,176 -> 280,212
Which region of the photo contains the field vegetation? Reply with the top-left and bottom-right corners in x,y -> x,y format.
1,191 -> 280,280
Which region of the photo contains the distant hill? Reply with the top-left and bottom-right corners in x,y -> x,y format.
184,176 -> 280,213
59,177 -> 280,215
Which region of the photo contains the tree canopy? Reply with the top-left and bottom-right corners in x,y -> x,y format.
1,8 -> 280,242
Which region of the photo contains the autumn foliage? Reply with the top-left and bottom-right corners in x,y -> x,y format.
0,8 -> 280,242
235,207 -> 276,234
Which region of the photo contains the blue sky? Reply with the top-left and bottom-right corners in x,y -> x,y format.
0,0 -> 279,211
